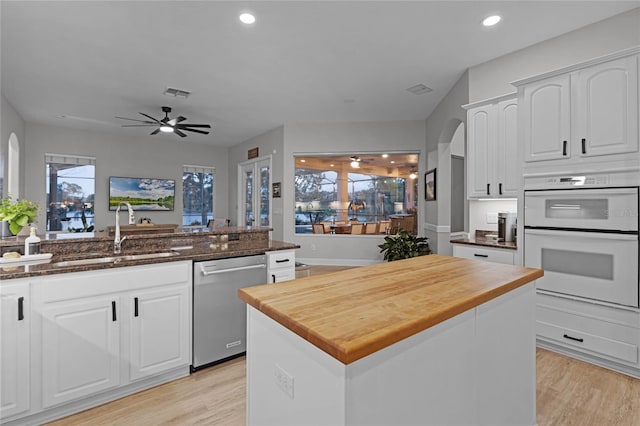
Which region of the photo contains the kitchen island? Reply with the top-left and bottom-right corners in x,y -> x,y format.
239,254 -> 543,426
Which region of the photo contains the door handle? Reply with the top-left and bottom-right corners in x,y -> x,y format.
18,297 -> 24,321
499,183 -> 503,195
112,301 -> 117,322
581,138 -> 586,154
486,183 -> 490,195
562,140 -> 567,156
200,263 -> 266,276
134,297 -> 139,317
272,274 -> 276,283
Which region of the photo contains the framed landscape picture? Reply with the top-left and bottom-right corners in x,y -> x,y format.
425,169 -> 436,201
109,176 -> 175,211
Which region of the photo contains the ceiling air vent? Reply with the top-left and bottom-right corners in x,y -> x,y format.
406,84 -> 433,95
163,87 -> 192,99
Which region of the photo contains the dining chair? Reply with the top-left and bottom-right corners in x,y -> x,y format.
364,222 -> 379,234
312,223 -> 326,234
378,220 -> 391,234
320,221 -> 333,233
350,223 -> 364,234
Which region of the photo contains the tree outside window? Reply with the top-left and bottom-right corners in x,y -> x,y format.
182,166 -> 214,226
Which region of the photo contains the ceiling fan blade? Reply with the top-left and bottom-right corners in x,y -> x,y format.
181,128 -> 210,135
121,124 -> 158,127
150,128 -> 161,135
115,116 -> 156,124
168,116 -> 187,126
175,123 -> 211,128
174,129 -> 188,138
139,112 -> 162,124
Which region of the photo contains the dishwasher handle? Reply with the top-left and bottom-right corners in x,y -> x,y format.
199,263 -> 266,276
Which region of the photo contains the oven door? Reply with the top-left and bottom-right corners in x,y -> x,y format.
524,229 -> 639,307
524,188 -> 638,232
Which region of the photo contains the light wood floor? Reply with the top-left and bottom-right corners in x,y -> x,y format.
47,265 -> 640,426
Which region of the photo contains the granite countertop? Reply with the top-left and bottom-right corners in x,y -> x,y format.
450,230 -> 517,250
238,254 -> 543,364
0,240 -> 299,280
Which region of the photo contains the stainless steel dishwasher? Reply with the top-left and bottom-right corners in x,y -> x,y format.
193,255 -> 267,370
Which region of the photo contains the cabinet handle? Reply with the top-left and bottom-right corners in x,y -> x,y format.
272,274 -> 276,283
486,183 -> 490,195
562,140 -> 567,156
563,334 -> 583,343
275,259 -> 290,263
18,296 -> 24,321
581,138 -> 586,154
474,254 -> 489,258
134,297 -> 139,317
499,183 -> 503,195
112,301 -> 117,322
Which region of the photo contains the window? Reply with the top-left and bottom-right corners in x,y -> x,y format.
294,153 -> 419,234
46,154 -> 96,232
183,165 -> 214,226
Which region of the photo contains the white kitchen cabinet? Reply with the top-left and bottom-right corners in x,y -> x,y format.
40,294 -> 121,408
128,284 -> 190,381
0,281 -> 30,420
452,244 -> 515,265
518,51 -> 638,164
465,95 -> 518,199
30,261 -> 192,418
266,249 -> 296,283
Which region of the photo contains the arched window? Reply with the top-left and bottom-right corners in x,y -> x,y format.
8,132 -> 20,198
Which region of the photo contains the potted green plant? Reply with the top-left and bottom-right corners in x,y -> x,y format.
0,196 -> 40,236
378,230 -> 431,262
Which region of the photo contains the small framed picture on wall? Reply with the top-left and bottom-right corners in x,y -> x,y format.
425,169 -> 436,201
272,182 -> 281,198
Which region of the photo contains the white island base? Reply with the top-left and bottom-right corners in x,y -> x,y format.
246,282 -> 536,426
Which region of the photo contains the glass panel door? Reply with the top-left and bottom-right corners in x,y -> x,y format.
239,157 -> 271,228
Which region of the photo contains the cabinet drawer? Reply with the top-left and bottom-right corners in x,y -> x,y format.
537,304 -> 640,365
267,250 -> 295,270
452,245 -> 514,265
269,270 -> 296,284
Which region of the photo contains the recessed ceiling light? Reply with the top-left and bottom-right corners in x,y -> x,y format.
390,160 -> 395,164
239,13 -> 256,24
482,15 -> 501,27
381,154 -> 389,158
300,159 -> 306,163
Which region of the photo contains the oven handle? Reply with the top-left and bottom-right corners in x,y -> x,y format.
524,228 -> 638,241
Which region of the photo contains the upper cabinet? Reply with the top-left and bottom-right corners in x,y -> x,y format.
516,50 -> 639,165
465,94 -> 519,199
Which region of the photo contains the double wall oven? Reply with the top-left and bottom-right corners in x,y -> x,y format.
524,174 -> 639,308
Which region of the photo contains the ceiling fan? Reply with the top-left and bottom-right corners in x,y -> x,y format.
115,106 -> 211,138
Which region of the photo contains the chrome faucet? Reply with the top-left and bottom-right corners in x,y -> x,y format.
114,202 -> 135,254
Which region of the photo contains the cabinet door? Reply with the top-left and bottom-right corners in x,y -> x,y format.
270,269 -> 297,283
128,285 -> 190,381
574,55 -> 639,157
522,74 -> 571,162
467,106 -> 496,198
41,296 -> 120,408
0,284 -> 30,419
496,99 -> 519,197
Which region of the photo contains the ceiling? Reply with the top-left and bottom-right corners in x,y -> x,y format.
2,1 -> 638,147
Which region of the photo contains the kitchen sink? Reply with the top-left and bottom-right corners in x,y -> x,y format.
52,251 -> 180,267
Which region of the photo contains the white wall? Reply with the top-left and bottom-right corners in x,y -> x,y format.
1,94 -> 26,198
469,8 -> 640,103
24,123 -> 229,230
228,126 -> 285,240
282,120 -> 426,265
424,71 -> 469,255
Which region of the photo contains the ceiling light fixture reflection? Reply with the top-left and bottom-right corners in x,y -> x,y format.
482,15 -> 501,26
239,13 -> 256,24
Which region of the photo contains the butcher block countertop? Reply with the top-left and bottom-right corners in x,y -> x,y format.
238,254 -> 543,364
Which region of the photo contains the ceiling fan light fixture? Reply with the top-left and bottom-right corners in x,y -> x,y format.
239,12 -> 256,24
482,15 -> 501,27
159,125 -> 174,133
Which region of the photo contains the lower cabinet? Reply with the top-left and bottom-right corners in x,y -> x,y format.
2,261 -> 192,425
266,250 -> 296,283
0,281 -> 30,420
452,244 -> 515,265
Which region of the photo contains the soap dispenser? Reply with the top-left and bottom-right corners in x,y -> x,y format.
24,226 -> 41,256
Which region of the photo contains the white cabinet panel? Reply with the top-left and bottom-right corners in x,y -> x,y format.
267,250 -> 296,283
0,282 -> 30,420
129,285 -> 190,381
41,295 -> 121,408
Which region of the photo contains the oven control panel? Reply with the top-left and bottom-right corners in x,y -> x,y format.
544,174 -> 609,187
